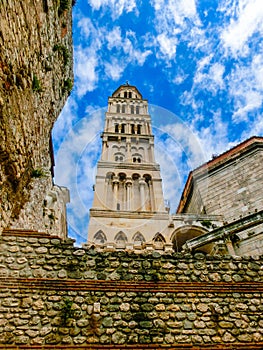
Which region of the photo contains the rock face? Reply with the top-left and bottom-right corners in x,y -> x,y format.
0,0 -> 73,236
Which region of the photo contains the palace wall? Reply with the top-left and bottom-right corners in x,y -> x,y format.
0,231 -> 262,349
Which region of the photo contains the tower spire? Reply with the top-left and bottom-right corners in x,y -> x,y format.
87,84 -> 169,251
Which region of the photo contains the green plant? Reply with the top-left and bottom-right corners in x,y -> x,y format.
53,44 -> 70,66
200,220 -> 212,229
58,0 -> 70,15
32,75 -> 42,92
62,78 -> 73,94
31,168 -> 45,178
61,298 -> 74,325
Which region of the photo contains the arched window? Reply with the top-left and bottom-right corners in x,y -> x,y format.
94,230 -> 107,244
115,231 -> 127,247
116,104 -> 120,113
122,105 -> 125,113
133,232 -> 145,244
130,105 -> 134,114
129,92 -> 132,98
136,106 -> 140,114
121,124 -> 125,133
115,124 -> 119,133
153,233 -> 166,250
137,125 -> 141,134
124,91 -> 127,98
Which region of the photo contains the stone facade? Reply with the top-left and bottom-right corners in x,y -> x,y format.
0,231 -> 263,349
88,84 -> 170,248
177,137 -> 263,256
0,0 -> 73,237
88,84 -> 227,253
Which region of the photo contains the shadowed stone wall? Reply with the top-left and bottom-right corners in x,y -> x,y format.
0,0 -> 73,235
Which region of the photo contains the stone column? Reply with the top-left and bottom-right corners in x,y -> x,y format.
101,138 -> 108,160
225,237 -> 236,256
148,180 -> 154,211
125,178 -> 132,211
113,176 -> 119,210
139,178 -> 146,211
149,140 -> 154,162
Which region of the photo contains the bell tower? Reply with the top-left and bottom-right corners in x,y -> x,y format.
88,84 -> 170,251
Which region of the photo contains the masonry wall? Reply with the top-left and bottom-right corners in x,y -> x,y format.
0,231 -> 262,349
185,147 -> 263,223
0,0 -> 73,235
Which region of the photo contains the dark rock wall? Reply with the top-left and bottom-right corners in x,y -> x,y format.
0,0 -> 73,231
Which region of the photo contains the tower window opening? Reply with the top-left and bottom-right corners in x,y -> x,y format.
129,92 -> 132,98
136,106 -> 140,114
124,91 -> 127,98
122,104 -> 125,113
117,203 -> 120,210
137,158 -> 141,163
131,124 -> 135,134
137,125 -> 141,134
121,124 -> 125,133
115,124 -> 119,133
116,104 -> 120,113
130,105 -> 134,114
133,157 -> 136,163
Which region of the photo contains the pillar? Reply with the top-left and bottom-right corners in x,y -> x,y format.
139,178 -> 146,211
125,178 -> 132,211
225,237 -> 236,256
113,176 -> 119,210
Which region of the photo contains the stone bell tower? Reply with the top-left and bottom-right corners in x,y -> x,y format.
87,84 -> 170,251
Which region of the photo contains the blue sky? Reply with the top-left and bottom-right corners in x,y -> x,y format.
53,0 -> 263,244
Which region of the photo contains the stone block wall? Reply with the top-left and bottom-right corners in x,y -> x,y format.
184,145 -> 263,223
0,231 -> 263,349
0,0 -> 73,235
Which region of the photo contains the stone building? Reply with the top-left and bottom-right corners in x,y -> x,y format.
177,136 -> 263,256
1,3 -> 263,348
88,85 -> 263,256
88,84 -> 172,251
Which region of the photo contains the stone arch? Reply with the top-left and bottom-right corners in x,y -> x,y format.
93,230 -> 107,244
114,153 -> 125,162
132,153 -> 142,163
115,231 -> 128,249
171,225 -> 211,253
106,172 -> 114,181
153,233 -> 166,250
143,174 -> 152,183
133,232 -> 145,245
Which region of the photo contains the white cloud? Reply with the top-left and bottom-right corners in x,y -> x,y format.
156,33 -> 177,60
74,47 -> 99,97
104,58 -> 125,80
106,27 -> 122,49
87,0 -> 138,18
227,55 -> 263,123
149,0 -> 201,62
54,109 -> 105,239
221,0 -> 263,57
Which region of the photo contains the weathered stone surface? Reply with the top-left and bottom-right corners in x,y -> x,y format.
0,1 -> 73,236
0,235 -> 263,347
